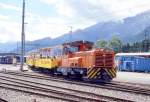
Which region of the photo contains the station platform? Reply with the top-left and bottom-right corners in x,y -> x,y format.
114,71 -> 150,85
0,64 -> 28,71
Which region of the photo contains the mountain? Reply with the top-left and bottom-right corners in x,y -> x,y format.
13,37 -> 52,53
75,10 -> 150,42
131,26 -> 150,42
1,10 -> 150,52
0,42 -> 17,53
48,10 -> 150,44
26,37 -> 52,47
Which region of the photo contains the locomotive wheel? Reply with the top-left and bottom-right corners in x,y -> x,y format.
66,72 -> 82,80
101,70 -> 112,82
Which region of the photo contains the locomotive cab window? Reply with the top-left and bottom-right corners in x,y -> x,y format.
63,46 -> 78,54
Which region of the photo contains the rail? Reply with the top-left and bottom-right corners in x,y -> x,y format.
1,71 -> 150,96
0,71 -> 133,102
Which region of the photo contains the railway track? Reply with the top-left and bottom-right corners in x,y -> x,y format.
1,71 -> 150,96
0,71 -> 150,102
0,98 -> 8,102
0,82 -> 101,102
0,82 -> 79,102
0,71 -> 132,102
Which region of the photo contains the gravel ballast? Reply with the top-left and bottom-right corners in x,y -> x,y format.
0,73 -> 150,102
0,88 -> 65,102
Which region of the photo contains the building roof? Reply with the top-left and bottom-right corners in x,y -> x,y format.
116,52 -> 150,56
0,53 -> 20,56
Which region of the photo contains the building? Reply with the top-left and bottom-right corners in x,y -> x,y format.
0,53 -> 20,64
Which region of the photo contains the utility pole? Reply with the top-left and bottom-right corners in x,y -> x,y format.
70,26 -> 72,34
144,29 -> 148,52
144,29 -> 147,40
17,42 -> 19,54
69,26 -> 72,42
20,0 -> 26,71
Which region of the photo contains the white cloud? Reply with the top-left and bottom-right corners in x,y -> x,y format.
25,0 -> 150,41
40,0 -> 150,21
40,0 -> 76,18
39,0 -> 58,5
55,1 -> 76,17
0,2 -> 22,43
1,0 -> 150,43
25,15 -> 76,40
0,2 -> 21,12
96,0 -> 150,20
0,14 -> 10,20
0,20 -> 21,43
63,0 -> 150,21
24,12 -> 96,41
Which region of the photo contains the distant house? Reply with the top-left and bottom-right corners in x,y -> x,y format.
0,53 -> 21,64
0,53 -> 20,56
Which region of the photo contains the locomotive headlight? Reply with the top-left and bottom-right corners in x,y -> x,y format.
90,53 -> 94,55
89,65 -> 95,68
71,71 -> 74,74
80,70 -> 83,74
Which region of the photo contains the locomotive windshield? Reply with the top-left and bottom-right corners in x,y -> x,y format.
62,40 -> 93,54
69,46 -> 78,52
63,45 -> 78,54
51,47 -> 63,57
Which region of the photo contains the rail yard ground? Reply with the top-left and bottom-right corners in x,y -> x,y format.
0,64 -> 150,85
0,64 -> 150,102
0,64 -> 28,71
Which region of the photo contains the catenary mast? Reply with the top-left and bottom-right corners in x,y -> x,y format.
20,0 -> 25,71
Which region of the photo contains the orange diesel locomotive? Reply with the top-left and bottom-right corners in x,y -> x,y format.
26,40 -> 116,81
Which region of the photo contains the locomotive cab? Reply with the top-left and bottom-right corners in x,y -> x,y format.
59,40 -> 116,81
57,41 -> 93,78
62,40 -> 93,54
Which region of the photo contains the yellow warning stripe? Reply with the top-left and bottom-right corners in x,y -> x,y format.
108,69 -> 116,78
113,68 -> 117,76
111,68 -> 117,77
87,68 -> 93,75
108,69 -> 115,77
87,68 -> 96,78
94,71 -> 101,79
90,68 -> 101,79
104,69 -> 112,78
88,68 -> 97,78
115,68 -> 117,72
87,68 -> 117,79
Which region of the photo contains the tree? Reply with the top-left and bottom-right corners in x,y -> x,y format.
108,36 -> 122,53
122,43 -> 130,52
96,40 -> 107,48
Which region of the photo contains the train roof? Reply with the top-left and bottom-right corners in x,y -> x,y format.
26,41 -> 93,54
116,52 -> 150,56
63,40 -> 93,47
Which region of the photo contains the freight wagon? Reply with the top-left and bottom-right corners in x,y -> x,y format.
115,54 -> 150,72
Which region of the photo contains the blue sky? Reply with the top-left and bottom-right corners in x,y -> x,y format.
0,0 -> 150,43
